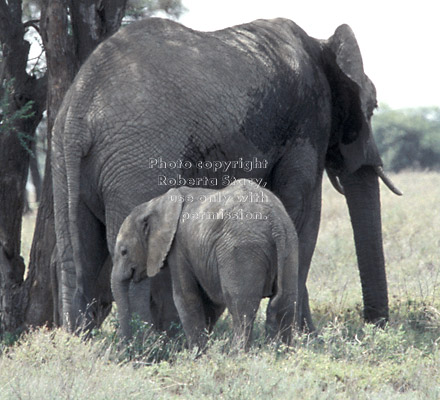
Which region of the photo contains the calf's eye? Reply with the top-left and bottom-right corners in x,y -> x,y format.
121,249 -> 128,256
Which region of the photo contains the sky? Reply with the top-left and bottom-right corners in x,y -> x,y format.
179,0 -> 439,109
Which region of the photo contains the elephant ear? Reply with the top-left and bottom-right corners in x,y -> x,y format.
139,188 -> 182,278
328,24 -> 382,173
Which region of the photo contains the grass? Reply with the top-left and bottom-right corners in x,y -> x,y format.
3,170 -> 439,399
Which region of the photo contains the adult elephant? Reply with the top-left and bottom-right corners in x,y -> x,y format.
52,17 -> 400,332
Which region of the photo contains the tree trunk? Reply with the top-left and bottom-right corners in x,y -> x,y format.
0,93 -> 46,333
0,117 -> 28,333
69,0 -> 126,65
0,1 -> 47,334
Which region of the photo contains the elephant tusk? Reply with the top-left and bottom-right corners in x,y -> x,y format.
374,166 -> 403,196
327,170 -> 345,195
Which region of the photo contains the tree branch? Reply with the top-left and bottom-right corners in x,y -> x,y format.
23,19 -> 41,34
69,0 -> 127,64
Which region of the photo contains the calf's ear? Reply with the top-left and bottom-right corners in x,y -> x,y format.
138,188 -> 182,278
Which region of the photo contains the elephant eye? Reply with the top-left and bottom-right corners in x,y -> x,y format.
121,249 -> 128,256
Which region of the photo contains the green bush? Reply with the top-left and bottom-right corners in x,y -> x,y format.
373,105 -> 440,172
0,79 -> 36,155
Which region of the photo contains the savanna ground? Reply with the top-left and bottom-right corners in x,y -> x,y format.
1,171 -> 439,399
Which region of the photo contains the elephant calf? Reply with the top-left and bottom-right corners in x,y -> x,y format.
111,179 -> 299,349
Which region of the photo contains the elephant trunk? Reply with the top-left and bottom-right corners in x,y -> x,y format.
339,166 -> 389,325
111,270 -> 133,340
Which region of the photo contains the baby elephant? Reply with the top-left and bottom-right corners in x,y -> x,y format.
111,179 -> 299,348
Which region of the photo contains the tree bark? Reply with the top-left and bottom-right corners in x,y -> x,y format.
0,113 -> 28,333
29,138 -> 42,202
0,0 -> 46,334
69,0 -> 126,65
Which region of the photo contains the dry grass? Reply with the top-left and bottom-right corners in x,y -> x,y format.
311,171 -> 440,323
4,170 -> 439,399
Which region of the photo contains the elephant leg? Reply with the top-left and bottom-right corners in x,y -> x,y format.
127,278 -> 152,335
293,186 -> 322,332
227,296 -> 261,350
204,298 -> 226,334
170,268 -> 209,350
71,200 -> 109,331
94,256 -> 113,327
272,173 -> 323,331
150,267 -> 180,336
299,288 -> 314,331
266,294 -> 294,344
266,250 -> 298,344
219,250 -> 267,349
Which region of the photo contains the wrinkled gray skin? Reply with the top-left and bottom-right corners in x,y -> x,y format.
52,17 -> 399,332
111,180 -> 299,348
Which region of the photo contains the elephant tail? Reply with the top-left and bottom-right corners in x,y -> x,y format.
59,140 -> 83,330
53,103 -> 92,330
266,206 -> 299,341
